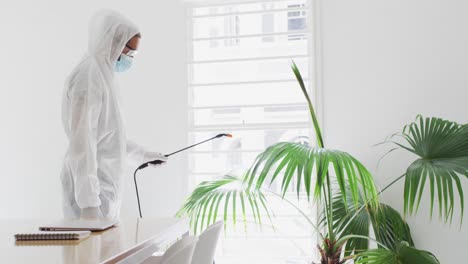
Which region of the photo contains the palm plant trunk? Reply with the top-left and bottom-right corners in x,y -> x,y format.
316,239 -> 346,264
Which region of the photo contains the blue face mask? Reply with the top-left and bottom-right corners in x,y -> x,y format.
115,53 -> 133,72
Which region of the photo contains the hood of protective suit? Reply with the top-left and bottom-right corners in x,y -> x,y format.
88,9 -> 139,64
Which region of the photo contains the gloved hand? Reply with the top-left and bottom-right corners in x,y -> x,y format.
80,207 -> 101,220
144,152 -> 168,167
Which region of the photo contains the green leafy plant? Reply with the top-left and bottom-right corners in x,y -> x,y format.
356,242 -> 440,264
178,61 -> 467,263
387,115 -> 468,223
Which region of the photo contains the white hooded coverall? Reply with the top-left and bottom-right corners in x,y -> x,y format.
61,10 -> 152,219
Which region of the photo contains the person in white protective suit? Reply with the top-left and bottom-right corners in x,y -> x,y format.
61,10 -> 167,220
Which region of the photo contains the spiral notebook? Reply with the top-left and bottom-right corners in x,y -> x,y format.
14,231 -> 91,241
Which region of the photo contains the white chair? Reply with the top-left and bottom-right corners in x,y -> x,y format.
191,221 -> 224,264
142,236 -> 198,264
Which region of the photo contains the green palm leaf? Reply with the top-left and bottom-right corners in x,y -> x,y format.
329,194 -> 370,256
176,175 -> 272,234
291,60 -> 324,148
356,242 -> 440,264
329,189 -> 413,256
371,204 -> 414,251
244,142 -> 380,210
390,116 -> 468,223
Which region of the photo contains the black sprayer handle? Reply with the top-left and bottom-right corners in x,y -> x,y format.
137,156 -> 168,170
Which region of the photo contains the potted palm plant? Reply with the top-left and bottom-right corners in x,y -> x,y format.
177,62 -> 467,263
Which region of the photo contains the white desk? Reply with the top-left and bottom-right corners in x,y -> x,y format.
0,218 -> 189,264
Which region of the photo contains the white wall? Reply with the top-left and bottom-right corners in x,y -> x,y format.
319,0 -> 468,262
0,0 -> 188,219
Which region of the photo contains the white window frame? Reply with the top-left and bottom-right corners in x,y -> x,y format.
185,0 -> 324,262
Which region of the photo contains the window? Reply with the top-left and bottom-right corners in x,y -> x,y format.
287,3 -> 307,40
187,0 -> 317,263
